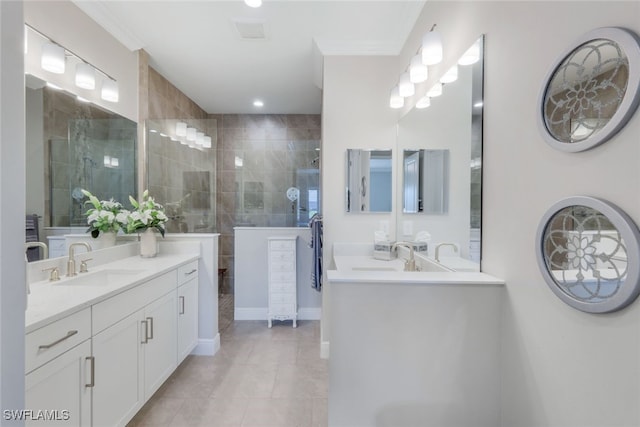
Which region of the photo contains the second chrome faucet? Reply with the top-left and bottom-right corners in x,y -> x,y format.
67,242 -> 92,277
392,241 -> 417,272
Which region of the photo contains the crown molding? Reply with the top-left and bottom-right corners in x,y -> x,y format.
71,0 -> 145,51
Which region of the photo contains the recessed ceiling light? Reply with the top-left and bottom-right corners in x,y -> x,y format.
244,0 -> 262,8
253,99 -> 264,107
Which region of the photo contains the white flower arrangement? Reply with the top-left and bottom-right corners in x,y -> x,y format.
120,190 -> 168,237
81,189 -> 125,238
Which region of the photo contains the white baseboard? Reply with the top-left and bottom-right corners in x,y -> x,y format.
235,307 -> 321,320
191,334 -> 220,356
320,341 -> 330,359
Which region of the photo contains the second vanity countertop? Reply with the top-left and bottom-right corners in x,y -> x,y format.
330,255 -> 504,286
26,252 -> 199,333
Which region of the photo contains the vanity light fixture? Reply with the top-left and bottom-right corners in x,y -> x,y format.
176,121 -> 187,137
203,136 -> 212,149
28,24 -> 120,103
409,54 -> 428,83
196,131 -> 205,146
421,25 -> 443,66
41,42 -> 66,74
398,72 -> 415,97
440,65 -> 458,84
75,63 -> 96,90
186,127 -> 197,142
415,96 -> 431,109
426,82 -> 443,98
458,41 -> 480,65
389,86 -> 404,109
101,79 -> 119,103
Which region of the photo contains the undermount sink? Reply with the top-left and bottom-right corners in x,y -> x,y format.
56,269 -> 146,286
351,266 -> 399,272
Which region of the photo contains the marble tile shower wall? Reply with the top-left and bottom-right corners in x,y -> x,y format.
44,88 -> 136,227
216,114 -> 321,293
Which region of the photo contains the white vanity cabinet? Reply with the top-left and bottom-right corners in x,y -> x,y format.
25,256 -> 199,427
25,308 -> 92,426
267,236 -> 297,328
177,261 -> 199,363
92,270 -> 177,427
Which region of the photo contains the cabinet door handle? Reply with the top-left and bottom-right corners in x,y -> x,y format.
85,356 -> 95,388
38,330 -> 78,350
141,320 -> 148,344
147,317 -> 154,340
184,269 -> 197,277
179,296 -> 185,315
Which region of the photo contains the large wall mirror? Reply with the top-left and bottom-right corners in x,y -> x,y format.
345,149 -> 392,213
26,74 -> 137,255
396,36 -> 484,269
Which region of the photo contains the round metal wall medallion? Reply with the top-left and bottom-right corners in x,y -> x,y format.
537,27 -> 640,152
536,196 -> 640,313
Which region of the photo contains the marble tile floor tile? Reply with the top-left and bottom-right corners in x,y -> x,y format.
128,315 -> 327,426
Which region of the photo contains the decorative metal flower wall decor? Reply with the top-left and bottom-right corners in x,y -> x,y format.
537,27 -> 640,152
536,196 -> 640,313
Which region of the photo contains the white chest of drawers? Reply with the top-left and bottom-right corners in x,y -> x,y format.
267,236 -> 298,328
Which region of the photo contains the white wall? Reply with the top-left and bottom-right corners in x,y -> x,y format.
0,0 -> 26,420
24,1 -> 137,121
325,1 -> 640,425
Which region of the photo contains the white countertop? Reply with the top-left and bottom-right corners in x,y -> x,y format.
327,269 -> 504,286
26,252 -> 199,333
330,255 -> 503,286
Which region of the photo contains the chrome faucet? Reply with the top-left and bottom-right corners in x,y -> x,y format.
392,241 -> 416,272
67,242 -> 92,277
25,242 -> 48,260
435,243 -> 458,262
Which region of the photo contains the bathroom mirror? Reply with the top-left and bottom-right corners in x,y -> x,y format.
396,36 -> 484,268
536,196 -> 640,313
26,74 -> 137,232
537,27 -> 640,152
402,149 -> 449,214
345,149 -> 392,213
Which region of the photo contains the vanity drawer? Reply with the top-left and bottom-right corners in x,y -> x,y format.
269,240 -> 295,251
269,303 -> 296,316
270,250 -> 295,262
25,308 -> 91,374
177,260 -> 198,286
270,271 -> 296,283
270,282 -> 296,293
270,293 -> 296,305
92,270 -> 176,334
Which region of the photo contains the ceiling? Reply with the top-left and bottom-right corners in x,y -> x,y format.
73,0 -> 425,114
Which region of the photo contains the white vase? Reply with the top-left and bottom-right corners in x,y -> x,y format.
97,231 -> 117,248
139,228 -> 158,258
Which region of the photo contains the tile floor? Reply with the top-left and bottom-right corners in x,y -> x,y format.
127,294 -> 328,426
